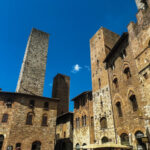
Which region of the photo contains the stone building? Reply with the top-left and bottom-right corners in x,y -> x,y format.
55,112 -> 73,150
72,91 -> 94,149
90,27 -> 120,145
0,28 -> 59,150
89,0 -> 150,149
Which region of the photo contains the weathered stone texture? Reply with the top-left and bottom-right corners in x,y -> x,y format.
52,74 -> 70,116
16,28 -> 49,96
73,91 -> 94,148
90,28 -> 120,144
0,92 -> 58,150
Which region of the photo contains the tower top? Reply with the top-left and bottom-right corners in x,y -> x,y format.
135,0 -> 148,10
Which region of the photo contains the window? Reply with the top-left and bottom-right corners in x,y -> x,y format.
129,95 -> 138,111
97,60 -> 99,67
0,135 -> 4,150
124,67 -> 131,79
113,78 -> 118,88
2,114 -> 8,123
76,101 -> 79,109
84,115 -> 86,126
44,102 -> 49,110
98,78 -> 101,89
116,102 -> 123,117
91,117 -> 94,126
143,72 -> 148,79
16,143 -> 21,149
76,143 -> 80,150
5,99 -> 12,108
100,117 -> 107,129
29,100 -> 35,109
120,133 -> 129,146
26,112 -> 33,125
64,132 -> 66,138
42,114 -> 48,126
102,137 -> 109,144
82,116 -> 84,127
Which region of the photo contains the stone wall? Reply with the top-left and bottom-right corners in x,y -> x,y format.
0,92 -> 58,150
16,28 -> 49,96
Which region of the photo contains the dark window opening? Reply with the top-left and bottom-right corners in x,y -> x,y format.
32,141 -> 41,150
113,78 -> 119,88
2,114 -> 8,123
0,135 -> 4,150
116,102 -> 123,117
97,60 -> 99,67
26,112 -> 33,125
42,114 -> 48,126
98,78 -> 101,89
143,72 -> 148,79
16,143 -> 21,149
44,102 -> 49,110
124,67 -> 131,79
5,99 -> 12,108
76,101 -> 79,109
100,117 -> 107,129
64,132 -> 66,138
120,133 -> 129,146
102,137 -> 109,144
91,117 -> 94,126
129,95 -> 138,112
29,100 -> 35,109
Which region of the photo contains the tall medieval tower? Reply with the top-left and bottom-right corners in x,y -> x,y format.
52,74 -> 70,116
90,27 -> 120,144
16,28 -> 49,96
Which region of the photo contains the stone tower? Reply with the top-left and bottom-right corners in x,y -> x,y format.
52,74 -> 70,116
135,0 -> 148,10
16,28 -> 49,96
90,27 -> 120,144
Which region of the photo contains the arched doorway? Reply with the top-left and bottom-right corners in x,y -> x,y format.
82,143 -> 87,150
0,135 -> 4,150
76,143 -> 80,150
120,133 -> 129,145
135,131 -> 147,150
101,136 -> 109,144
31,141 -> 41,150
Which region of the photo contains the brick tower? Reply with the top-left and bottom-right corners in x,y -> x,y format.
90,27 -> 120,144
16,28 -> 49,96
52,74 -> 70,116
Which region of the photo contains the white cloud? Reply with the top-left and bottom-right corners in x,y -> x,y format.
71,64 -> 82,73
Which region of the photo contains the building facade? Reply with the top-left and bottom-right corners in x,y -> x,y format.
72,91 -> 94,149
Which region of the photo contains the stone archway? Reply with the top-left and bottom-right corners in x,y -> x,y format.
31,141 -> 41,150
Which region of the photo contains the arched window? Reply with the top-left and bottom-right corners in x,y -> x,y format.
113,78 -> 119,88
42,114 -> 48,126
32,141 -> 41,150
116,102 -> 123,117
120,133 -> 129,145
43,102 -> 49,110
100,117 -> 107,129
135,131 -> 146,150
101,137 -> 109,144
129,95 -> 138,111
82,143 -> 87,150
124,67 -> 131,79
0,135 -> 4,150
29,100 -> 35,109
16,143 -> 21,149
26,112 -> 33,125
1,114 -> 8,123
76,143 -> 80,150
84,115 -> 86,126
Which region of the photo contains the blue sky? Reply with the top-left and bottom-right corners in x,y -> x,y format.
0,0 -> 137,111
